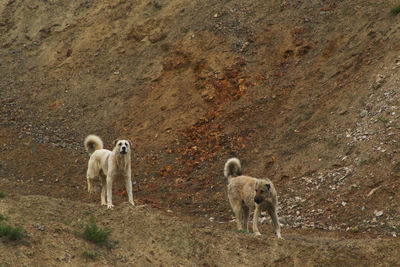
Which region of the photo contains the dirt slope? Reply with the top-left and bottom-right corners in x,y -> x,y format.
1,0 -> 400,265
1,195 -> 400,266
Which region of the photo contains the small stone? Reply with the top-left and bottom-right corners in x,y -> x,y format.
374,210 -> 383,217
360,110 -> 368,118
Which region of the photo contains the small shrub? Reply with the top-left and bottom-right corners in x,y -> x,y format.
0,214 -> 6,221
326,137 -> 341,148
391,5 -> 400,15
393,162 -> 400,173
81,217 -> 111,246
82,250 -> 98,260
0,192 -> 6,198
0,223 -> 24,241
377,116 -> 389,125
234,229 -> 248,234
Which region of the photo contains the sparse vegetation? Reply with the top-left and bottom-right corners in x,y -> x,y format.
0,192 -> 6,198
80,217 -> 111,247
393,162 -> 400,173
82,250 -> 98,260
326,137 -> 341,148
391,4 -> 400,15
296,111 -> 314,124
377,116 -> 389,126
0,223 -> 24,241
0,214 -> 6,221
359,158 -> 372,166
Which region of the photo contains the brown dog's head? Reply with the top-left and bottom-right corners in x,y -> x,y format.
254,179 -> 273,204
113,139 -> 132,155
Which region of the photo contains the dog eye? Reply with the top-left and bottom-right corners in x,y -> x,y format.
255,189 -> 258,192
125,142 -> 128,146
260,190 -> 264,193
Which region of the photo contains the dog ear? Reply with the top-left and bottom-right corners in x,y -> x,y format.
265,183 -> 271,191
113,139 -> 119,147
128,139 -> 133,148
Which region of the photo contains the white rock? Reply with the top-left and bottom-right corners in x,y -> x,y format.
374,210 -> 383,217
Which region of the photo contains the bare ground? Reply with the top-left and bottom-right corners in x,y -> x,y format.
2,0 -> 400,266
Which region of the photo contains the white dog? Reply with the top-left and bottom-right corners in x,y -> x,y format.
84,135 -> 134,209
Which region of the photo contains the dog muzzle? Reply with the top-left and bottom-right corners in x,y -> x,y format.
120,146 -> 128,154
254,197 -> 263,204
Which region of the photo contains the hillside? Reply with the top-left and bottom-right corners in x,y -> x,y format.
1,0 -> 400,265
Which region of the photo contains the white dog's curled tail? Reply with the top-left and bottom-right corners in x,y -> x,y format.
224,157 -> 242,178
84,135 -> 104,156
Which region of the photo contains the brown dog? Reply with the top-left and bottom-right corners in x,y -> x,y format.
224,158 -> 282,238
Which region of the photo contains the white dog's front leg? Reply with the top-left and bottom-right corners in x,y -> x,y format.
125,176 -> 135,206
106,176 -> 114,209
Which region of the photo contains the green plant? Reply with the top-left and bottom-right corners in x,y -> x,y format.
326,137 -> 341,148
82,250 -> 98,260
359,158 -> 371,166
0,192 -> 6,198
234,229 -> 248,234
0,214 -> 6,221
80,217 -> 111,246
377,116 -> 389,125
391,4 -> 400,15
393,162 -> 400,173
0,223 -> 24,241
295,111 -> 314,124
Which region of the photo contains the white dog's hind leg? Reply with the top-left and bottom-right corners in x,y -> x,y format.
101,175 -> 107,206
106,176 -> 114,209
125,176 -> 135,206
87,175 -> 93,193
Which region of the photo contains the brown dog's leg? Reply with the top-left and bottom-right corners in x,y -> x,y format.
252,204 -> 261,235
243,205 -> 250,232
267,206 -> 282,239
232,203 -> 244,231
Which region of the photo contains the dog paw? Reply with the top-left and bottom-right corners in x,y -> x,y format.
129,200 -> 135,206
254,232 -> 262,236
107,204 -> 114,209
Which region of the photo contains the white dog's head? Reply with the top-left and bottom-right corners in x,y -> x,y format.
113,139 -> 132,155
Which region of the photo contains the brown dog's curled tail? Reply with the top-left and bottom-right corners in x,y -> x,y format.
224,157 -> 242,178
84,135 -> 104,156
